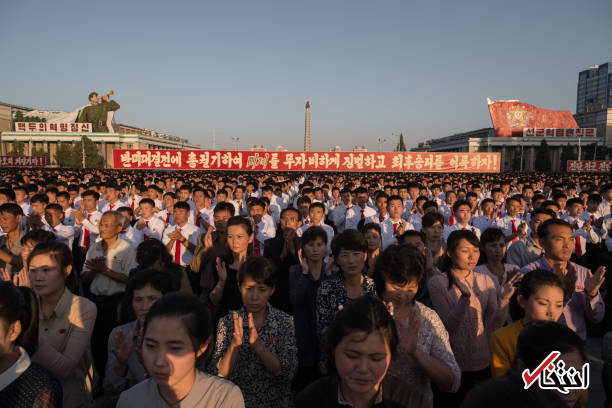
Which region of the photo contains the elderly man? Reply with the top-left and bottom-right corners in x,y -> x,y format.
82,210 -> 137,381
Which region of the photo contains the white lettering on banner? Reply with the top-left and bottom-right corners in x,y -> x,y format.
14,122 -> 93,132
523,128 -> 596,137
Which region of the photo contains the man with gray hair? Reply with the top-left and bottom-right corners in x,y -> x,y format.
82,210 -> 137,382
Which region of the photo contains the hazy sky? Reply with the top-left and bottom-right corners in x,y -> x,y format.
1,0 -> 610,151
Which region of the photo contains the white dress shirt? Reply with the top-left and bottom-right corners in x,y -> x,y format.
381,218 -> 414,250
139,216 -> 165,241
162,223 -> 202,266
442,223 -> 481,242
86,237 -> 137,296
252,218 -> 276,256
345,205 -> 377,231
44,223 -> 75,249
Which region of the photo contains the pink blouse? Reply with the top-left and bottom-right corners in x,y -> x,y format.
427,271 -> 506,372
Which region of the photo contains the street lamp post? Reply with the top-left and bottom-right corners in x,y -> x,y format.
231,137 -> 240,151
377,138 -> 387,152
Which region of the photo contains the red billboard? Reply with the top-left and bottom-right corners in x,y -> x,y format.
113,149 -> 501,173
567,160 -> 611,173
488,100 -> 578,137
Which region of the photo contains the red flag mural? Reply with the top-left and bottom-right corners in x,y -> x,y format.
488,100 -> 578,138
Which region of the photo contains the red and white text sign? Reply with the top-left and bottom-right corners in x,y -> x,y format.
523,128 -> 596,137
0,156 -> 46,167
113,149 -> 501,173
567,160 -> 611,173
14,122 -> 92,132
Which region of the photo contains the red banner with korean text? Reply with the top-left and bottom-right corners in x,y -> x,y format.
567,160 -> 611,173
113,149 -> 501,173
0,156 -> 46,167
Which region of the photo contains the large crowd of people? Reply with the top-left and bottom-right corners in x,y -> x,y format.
0,168 -> 610,408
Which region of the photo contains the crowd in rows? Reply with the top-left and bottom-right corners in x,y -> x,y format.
0,169 -> 610,408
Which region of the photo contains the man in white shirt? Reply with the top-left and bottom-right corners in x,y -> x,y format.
73,190 -> 102,251
117,206 -> 143,249
381,195 -> 414,250
190,188 -> 214,231
157,192 -> 177,227
442,200 -> 481,242
494,196 -> 526,244
472,198 -> 496,233
563,198 -> 600,259
100,183 -> 124,213
162,201 -> 201,267
365,193 -> 389,225
345,187 -> 376,231
43,204 -> 75,249
296,202 -> 334,254
14,186 -> 32,217
56,191 -> 76,226
249,198 -> 276,256
262,186 -> 281,225
135,198 -> 165,241
81,210 -> 137,379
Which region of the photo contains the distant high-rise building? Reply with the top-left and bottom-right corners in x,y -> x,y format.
304,101 -> 311,151
575,63 -> 612,147
576,63 -> 612,114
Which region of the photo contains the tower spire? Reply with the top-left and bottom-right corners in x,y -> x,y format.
304,101 -> 311,151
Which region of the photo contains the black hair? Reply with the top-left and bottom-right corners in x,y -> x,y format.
360,222 -> 381,237
81,190 -> 100,201
56,191 -> 70,200
45,203 -> 63,213
143,292 -> 212,364
174,201 -> 191,212
509,269 -> 565,321
0,188 -> 16,202
375,245 -> 425,301
387,194 -> 403,205
452,199 -> 471,213
249,198 -> 266,210
20,229 -> 56,246
421,211 -> 444,229
0,282 -> 39,355
0,203 -> 24,217
530,207 -> 556,221
587,193 -> 602,204
326,295 -> 397,373
517,321 -> 585,371
138,198 -> 155,207
213,202 -> 235,216
397,230 -> 425,245
28,241 -> 72,272
302,225 -> 329,247
478,227 -> 506,264
30,193 -> 49,205
309,202 -> 325,212
238,256 -> 276,287
136,239 -> 172,269
441,230 -> 480,289
537,218 -> 572,240
280,207 -> 300,219
163,191 -> 177,199
331,229 -> 368,258
126,269 -> 176,308
227,215 -> 253,236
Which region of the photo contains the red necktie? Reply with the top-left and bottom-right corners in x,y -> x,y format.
70,199 -> 74,208
109,203 -> 114,211
379,215 -> 384,222
511,219 -> 517,234
360,209 -> 365,220
393,223 -> 398,234
449,215 -> 455,226
166,212 -> 171,223
196,213 -> 201,227
83,213 -> 91,247
174,228 -> 182,264
573,221 -> 582,257
130,198 -> 135,211
253,225 -> 261,256
144,220 -> 149,240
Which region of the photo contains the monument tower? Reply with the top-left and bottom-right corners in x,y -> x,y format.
304,101 -> 311,151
